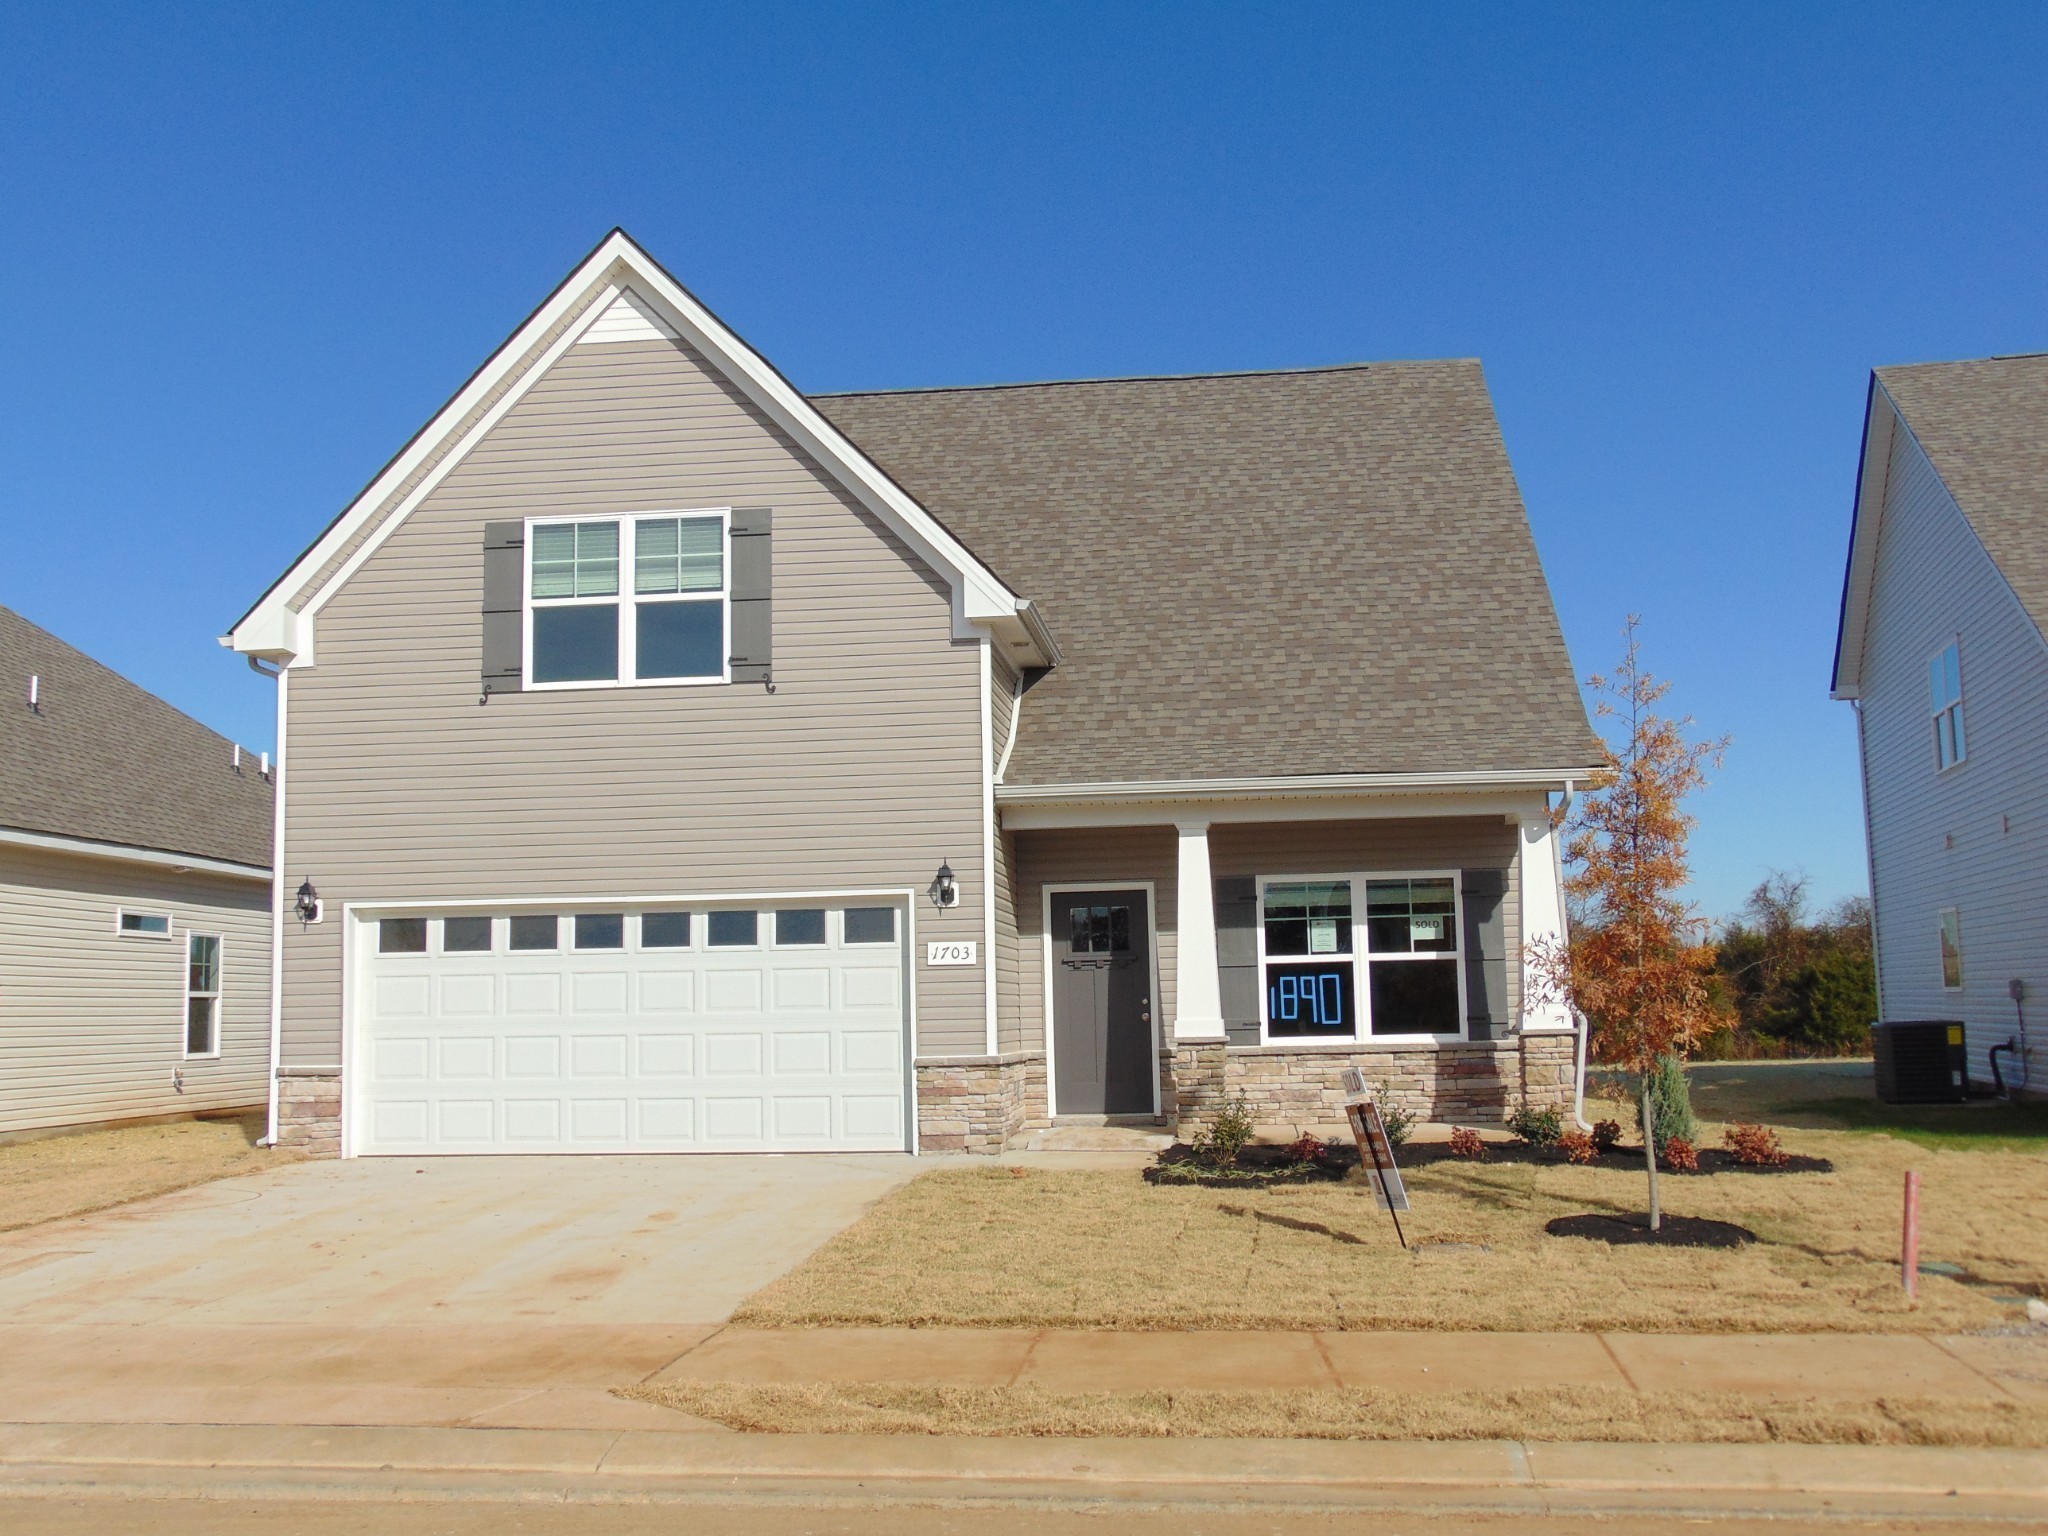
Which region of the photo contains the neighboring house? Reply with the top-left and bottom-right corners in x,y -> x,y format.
228,229 -> 1602,1158
1,606 -> 274,1137
1834,355 -> 2048,1098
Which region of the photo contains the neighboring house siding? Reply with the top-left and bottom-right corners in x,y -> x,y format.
280,335 -> 990,1066
0,847 -> 269,1136
1858,427 -> 2048,1085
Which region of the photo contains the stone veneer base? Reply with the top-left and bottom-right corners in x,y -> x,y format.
275,1070 -> 342,1158
914,1053 -> 1047,1153
1173,1032 -> 1579,1141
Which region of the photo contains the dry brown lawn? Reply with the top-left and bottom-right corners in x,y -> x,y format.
629,1379 -> 2048,1448
736,1120 -> 2047,1333
0,1113 -> 289,1233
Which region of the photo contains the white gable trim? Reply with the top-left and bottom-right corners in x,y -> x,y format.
1833,379 -> 2048,699
229,231 -> 1035,665
1831,378 -> 1900,700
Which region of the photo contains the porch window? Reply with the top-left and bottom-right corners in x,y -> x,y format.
1261,881 -> 1358,1037
1258,873 -> 1465,1041
1363,878 -> 1462,1035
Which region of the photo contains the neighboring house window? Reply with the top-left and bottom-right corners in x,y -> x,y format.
527,512 -> 728,688
1930,641 -> 1966,770
118,910 -> 171,938
1938,908 -> 1965,990
1259,874 -> 1465,1041
185,933 -> 221,1057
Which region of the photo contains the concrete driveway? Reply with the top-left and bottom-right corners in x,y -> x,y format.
0,1153 -> 918,1430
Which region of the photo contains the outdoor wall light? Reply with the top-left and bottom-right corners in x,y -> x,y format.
928,861 -> 960,909
294,879 -> 323,925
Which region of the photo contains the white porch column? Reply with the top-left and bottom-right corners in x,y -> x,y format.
1518,812 -> 1573,1032
1173,820 -> 1227,1040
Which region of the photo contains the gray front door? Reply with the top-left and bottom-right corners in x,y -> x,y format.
1051,889 -> 1153,1115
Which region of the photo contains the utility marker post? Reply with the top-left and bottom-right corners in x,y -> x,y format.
1902,1170 -> 1921,1301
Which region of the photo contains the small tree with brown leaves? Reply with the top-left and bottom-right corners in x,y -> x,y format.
1531,618 -> 1728,1230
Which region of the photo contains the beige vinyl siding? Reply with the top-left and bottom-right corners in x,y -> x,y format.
1857,425 -> 2048,1085
281,335 -> 990,1066
0,846 -> 269,1136
1008,815 -> 1522,1055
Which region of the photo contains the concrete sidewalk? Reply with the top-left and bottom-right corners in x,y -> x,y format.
652,1324 -> 2048,1402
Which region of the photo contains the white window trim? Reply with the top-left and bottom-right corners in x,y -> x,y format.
522,508 -> 733,691
1255,870 -> 1468,1045
1930,639 -> 1966,773
184,931 -> 223,1059
116,908 -> 173,939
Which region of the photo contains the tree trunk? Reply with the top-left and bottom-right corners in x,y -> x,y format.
1642,1079 -> 1662,1233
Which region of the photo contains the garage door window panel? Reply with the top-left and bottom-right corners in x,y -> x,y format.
843,907 -> 896,945
510,915 -> 560,951
380,918 -> 428,954
574,914 -> 625,950
708,910 -> 759,948
641,911 -> 691,949
442,917 -> 492,953
775,909 -> 826,946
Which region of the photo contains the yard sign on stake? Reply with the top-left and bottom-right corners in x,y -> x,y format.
1340,1067 -> 1409,1248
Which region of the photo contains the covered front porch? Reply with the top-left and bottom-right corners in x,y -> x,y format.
962,781 -> 1583,1148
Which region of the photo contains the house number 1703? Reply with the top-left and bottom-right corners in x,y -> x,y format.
926,942 -> 978,966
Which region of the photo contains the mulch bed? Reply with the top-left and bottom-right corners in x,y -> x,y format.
1145,1143 -> 1355,1187
1398,1142 -> 1833,1176
1546,1212 -> 1759,1248
1146,1140 -> 1831,1187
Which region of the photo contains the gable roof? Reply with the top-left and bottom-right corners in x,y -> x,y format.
0,606 -> 273,870
815,362 -> 1601,787
229,229 -> 1050,668
1832,355 -> 2048,698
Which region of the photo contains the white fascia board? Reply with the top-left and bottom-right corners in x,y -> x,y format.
0,824 -> 270,882
1003,789 -> 1554,831
228,230 -> 1024,664
997,767 -> 1595,806
1830,380 -> 1899,701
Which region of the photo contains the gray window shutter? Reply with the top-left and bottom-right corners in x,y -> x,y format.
1460,868 -> 1509,1039
729,506 -> 772,684
481,521 -> 524,696
1214,876 -> 1261,1046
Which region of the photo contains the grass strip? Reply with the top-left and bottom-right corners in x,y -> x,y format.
624,1379 -> 2048,1448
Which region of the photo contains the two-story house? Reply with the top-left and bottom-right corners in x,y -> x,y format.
228,229 -> 1603,1157
1833,355 -> 2048,1097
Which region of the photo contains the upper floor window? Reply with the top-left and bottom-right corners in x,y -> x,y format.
1929,641 -> 1966,771
526,512 -> 728,688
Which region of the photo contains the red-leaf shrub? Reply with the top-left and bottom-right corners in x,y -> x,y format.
1661,1136 -> 1699,1173
1723,1122 -> 1788,1167
1448,1126 -> 1486,1160
1592,1119 -> 1623,1153
1559,1127 -> 1597,1164
1286,1134 -> 1328,1164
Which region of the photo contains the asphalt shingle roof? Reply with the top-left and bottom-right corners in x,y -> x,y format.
815,363 -> 1600,786
1878,355 -> 2048,636
0,606 -> 273,868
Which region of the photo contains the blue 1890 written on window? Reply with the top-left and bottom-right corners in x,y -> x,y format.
1263,882 -> 1356,1036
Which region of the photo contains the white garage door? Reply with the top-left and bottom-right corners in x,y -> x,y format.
354,902 -> 908,1155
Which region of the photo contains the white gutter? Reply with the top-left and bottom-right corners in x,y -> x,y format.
0,824 -> 268,882
996,766 -> 1600,805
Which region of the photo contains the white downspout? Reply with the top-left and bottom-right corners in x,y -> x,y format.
260,665 -> 288,1147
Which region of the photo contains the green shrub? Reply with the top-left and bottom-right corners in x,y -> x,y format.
1190,1093 -> 1255,1170
1507,1102 -> 1564,1146
1633,1053 -> 1697,1148
1378,1103 -> 1415,1149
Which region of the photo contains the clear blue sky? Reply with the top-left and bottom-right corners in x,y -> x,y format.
4,3 -> 2044,920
